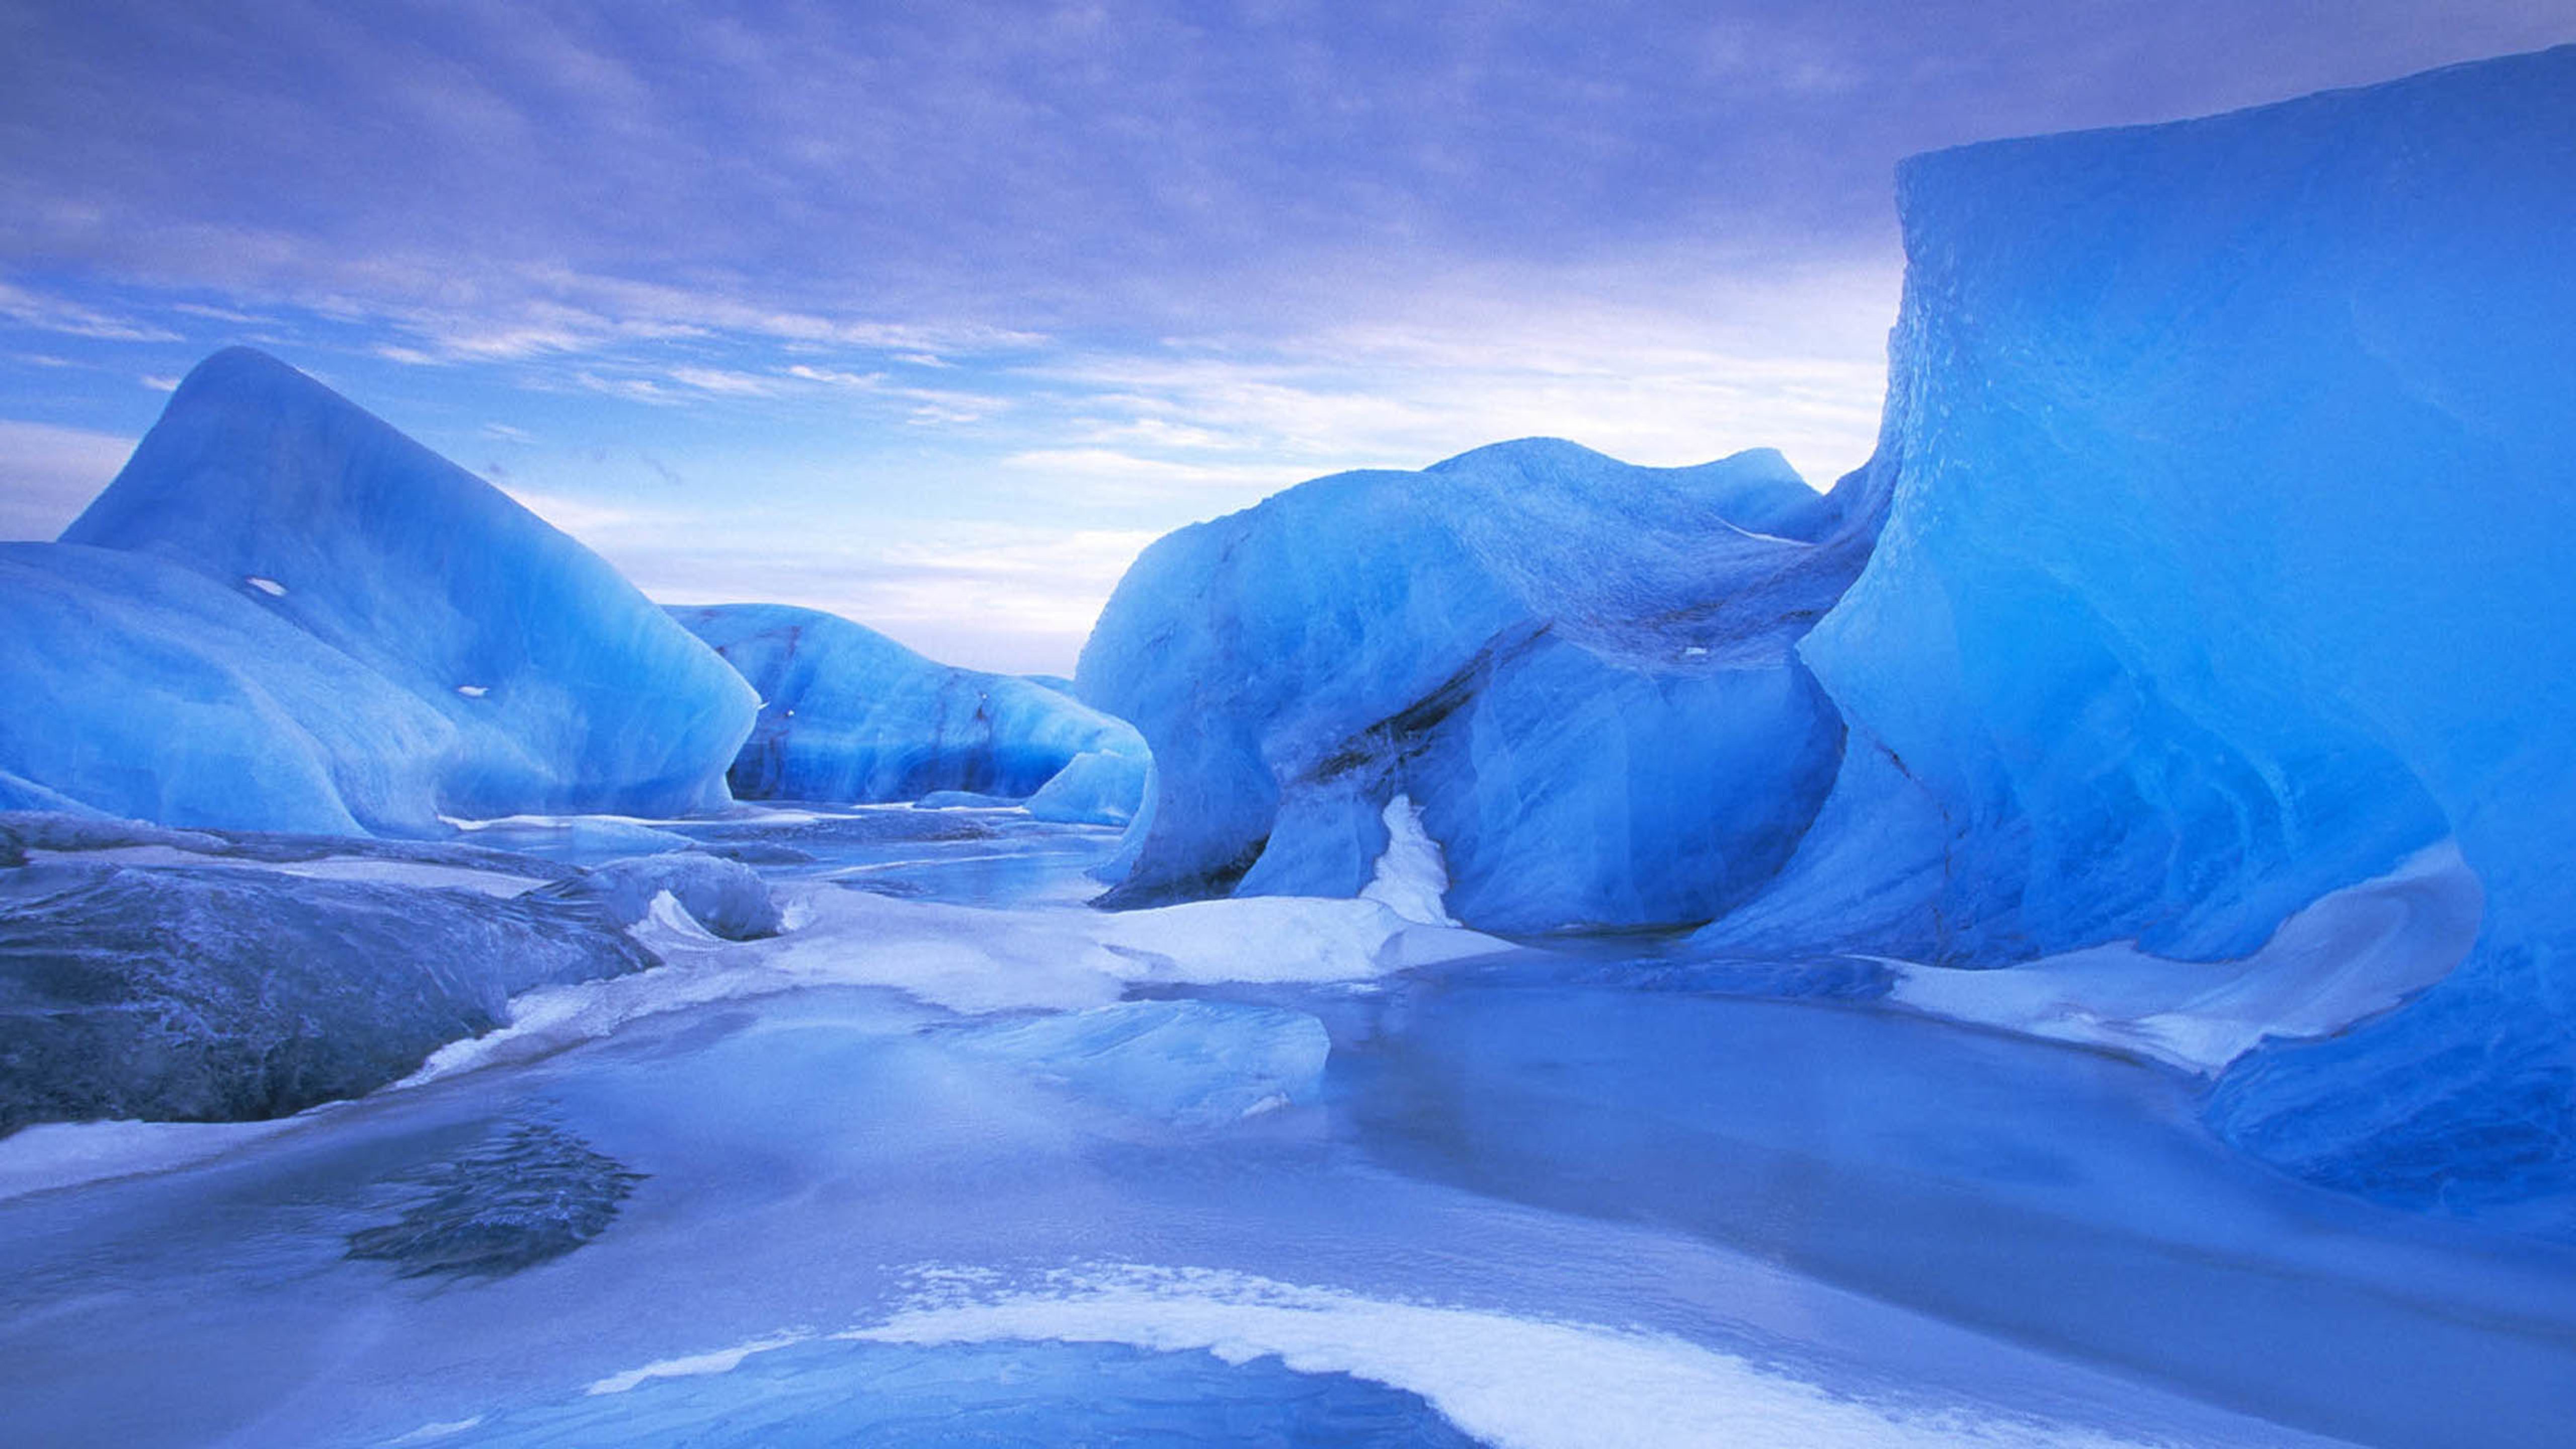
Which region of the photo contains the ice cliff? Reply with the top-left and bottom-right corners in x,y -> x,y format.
1078,438 -> 1881,931
27,348 -> 758,833
674,603 -> 1148,824
1763,45 -> 2576,1212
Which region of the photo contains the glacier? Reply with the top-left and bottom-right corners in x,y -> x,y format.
673,603 -> 1149,824
1078,438 -> 1881,932
20,348 -> 756,833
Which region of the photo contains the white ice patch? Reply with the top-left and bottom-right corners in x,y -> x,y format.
0,1114 -> 318,1203
243,575 -> 286,597
386,1417 -> 486,1444
585,1331 -> 815,1396
400,887 -> 1511,1085
1359,793 -> 1460,927
637,888 -> 722,945
838,1263 -> 2149,1449
1889,840 -> 2482,1073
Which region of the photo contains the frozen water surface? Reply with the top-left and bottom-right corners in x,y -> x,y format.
2,813 -> 2570,1449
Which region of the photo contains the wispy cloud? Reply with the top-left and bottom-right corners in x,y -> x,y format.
619,523 -> 1166,676
0,282 -> 182,344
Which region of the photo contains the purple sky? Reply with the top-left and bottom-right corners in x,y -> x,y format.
5,1 -> 2571,671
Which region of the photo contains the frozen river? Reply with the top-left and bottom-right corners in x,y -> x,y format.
2,810 -> 2570,1448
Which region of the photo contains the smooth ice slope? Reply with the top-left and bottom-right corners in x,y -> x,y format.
1789,47 -> 2576,1211
58,349 -> 757,826
0,544 -> 455,835
674,603 -> 1147,820
1079,439 -> 1880,932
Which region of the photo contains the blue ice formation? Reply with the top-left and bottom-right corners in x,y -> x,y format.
1024,748 -> 1153,827
674,603 -> 1149,823
1077,47 -> 2576,1214
25,348 -> 756,833
1781,47 -> 2576,1211
0,543 -> 457,836
537,852 -> 784,941
1078,438 -> 1879,931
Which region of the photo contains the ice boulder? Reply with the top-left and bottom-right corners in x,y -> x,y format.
536,852 -> 784,941
672,603 -> 1149,818
0,542 -> 457,835
56,347 -> 758,826
1778,47 -> 2576,1212
0,857 -> 655,1131
1078,438 -> 1882,932
1024,748 -> 1152,827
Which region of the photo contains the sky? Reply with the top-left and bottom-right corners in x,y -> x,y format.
4,2 -> 2571,673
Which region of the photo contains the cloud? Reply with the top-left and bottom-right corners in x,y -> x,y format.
0,420 -> 136,538
0,282 -> 183,344
621,522 -> 1166,676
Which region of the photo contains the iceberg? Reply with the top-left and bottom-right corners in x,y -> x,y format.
44,347 -> 756,831
1023,747 -> 1152,828
0,543 -> 457,836
1078,438 -> 1880,931
1777,46 -> 2576,1211
673,602 -> 1148,821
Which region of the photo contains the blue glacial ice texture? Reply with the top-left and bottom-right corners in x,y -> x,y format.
1024,746 -> 1153,827
1078,438 -> 1880,932
52,347 -> 757,828
0,543 -> 457,836
673,602 -> 1148,819
1790,47 -> 2576,1211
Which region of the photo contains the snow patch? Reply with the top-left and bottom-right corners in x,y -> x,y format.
585,1331 -> 815,1396
1889,842 -> 2481,1073
0,1115 -> 318,1203
398,887 -> 1510,1085
386,1417 -> 486,1444
841,1263 -> 2148,1449
1359,793 -> 1459,927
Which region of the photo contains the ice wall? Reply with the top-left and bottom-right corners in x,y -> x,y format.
56,348 -> 757,827
673,603 -> 1148,819
1793,47 -> 2576,1210
1079,438 -> 1880,932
